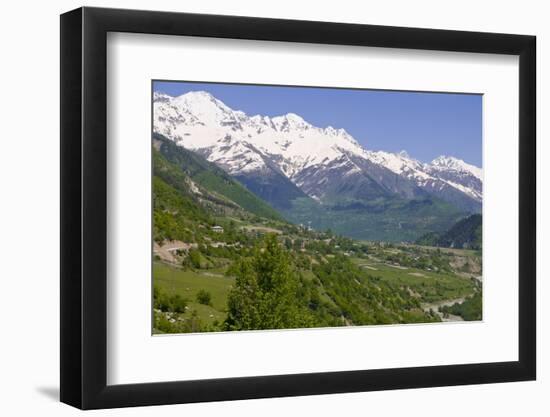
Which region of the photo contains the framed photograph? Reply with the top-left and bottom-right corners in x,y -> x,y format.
60,7 -> 536,409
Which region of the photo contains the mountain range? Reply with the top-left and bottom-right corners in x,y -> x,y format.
153,90 -> 482,241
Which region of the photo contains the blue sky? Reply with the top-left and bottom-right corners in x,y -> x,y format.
154,81 -> 482,166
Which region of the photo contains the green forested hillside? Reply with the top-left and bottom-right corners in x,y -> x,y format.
153,175 -> 211,242
440,291 -> 482,321
416,214 -> 482,250
154,133 -> 283,221
153,147 -> 279,245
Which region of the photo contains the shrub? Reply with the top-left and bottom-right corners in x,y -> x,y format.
154,285 -> 187,313
196,289 -> 212,306
170,294 -> 187,313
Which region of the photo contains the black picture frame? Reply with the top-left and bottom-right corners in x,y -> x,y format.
60,6 -> 536,410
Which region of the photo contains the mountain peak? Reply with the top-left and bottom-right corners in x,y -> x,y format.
166,90 -> 239,125
431,155 -> 482,180
271,113 -> 311,131
175,90 -> 223,106
168,90 -> 219,105
153,91 -> 172,102
285,112 -> 305,122
432,155 -> 459,166
180,90 -> 214,99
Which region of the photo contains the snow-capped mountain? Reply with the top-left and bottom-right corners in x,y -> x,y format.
153,91 -> 482,212
426,156 -> 482,201
154,91 -> 367,175
367,151 -> 482,207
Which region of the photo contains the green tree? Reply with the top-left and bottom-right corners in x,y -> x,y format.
196,289 -> 212,306
284,237 -> 293,250
225,234 -> 311,330
186,249 -> 202,269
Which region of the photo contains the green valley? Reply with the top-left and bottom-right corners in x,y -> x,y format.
152,139 -> 482,334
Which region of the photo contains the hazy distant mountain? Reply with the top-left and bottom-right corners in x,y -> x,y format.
416,214 -> 482,250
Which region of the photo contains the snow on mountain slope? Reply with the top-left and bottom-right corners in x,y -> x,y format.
154,91 -> 367,173
430,155 -> 482,180
368,151 -> 482,203
366,150 -> 432,185
425,156 -> 482,201
153,90 -> 482,209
